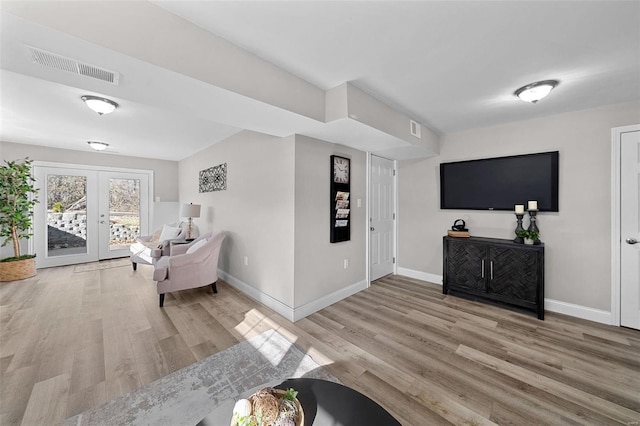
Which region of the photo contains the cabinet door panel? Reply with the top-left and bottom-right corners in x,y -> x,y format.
488,247 -> 538,302
447,240 -> 486,292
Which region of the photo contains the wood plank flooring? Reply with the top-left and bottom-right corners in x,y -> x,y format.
1,261 -> 639,425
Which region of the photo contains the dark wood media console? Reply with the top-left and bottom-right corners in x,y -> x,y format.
443,236 -> 545,319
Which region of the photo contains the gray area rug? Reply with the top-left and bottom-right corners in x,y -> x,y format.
64,329 -> 338,426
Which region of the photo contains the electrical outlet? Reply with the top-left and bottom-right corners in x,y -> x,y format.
244,256 -> 249,266
343,258 -> 349,269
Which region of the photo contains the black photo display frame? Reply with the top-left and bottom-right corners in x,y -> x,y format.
330,155 -> 351,243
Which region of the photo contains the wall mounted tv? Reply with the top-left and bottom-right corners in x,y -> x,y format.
440,151 -> 559,212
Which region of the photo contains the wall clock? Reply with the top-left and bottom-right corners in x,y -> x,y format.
332,156 -> 350,184
330,155 -> 350,243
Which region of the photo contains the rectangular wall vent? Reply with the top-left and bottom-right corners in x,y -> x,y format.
410,119 -> 421,139
27,46 -> 120,85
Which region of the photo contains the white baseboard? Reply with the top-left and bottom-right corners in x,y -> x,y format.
218,270 -> 296,322
293,279 -> 368,322
218,269 -> 368,323
544,299 -> 613,325
395,269 -> 614,325
397,267 -> 442,285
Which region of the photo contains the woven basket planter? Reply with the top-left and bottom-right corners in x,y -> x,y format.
0,257 -> 37,282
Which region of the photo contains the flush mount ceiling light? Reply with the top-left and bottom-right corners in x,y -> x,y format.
87,141 -> 109,151
514,80 -> 559,104
81,95 -> 119,115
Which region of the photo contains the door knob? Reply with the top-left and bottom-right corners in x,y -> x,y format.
626,238 -> 638,245
370,227 -> 375,231
100,220 -> 105,224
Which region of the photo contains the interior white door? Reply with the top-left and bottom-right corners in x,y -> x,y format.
34,165 -> 151,267
370,155 -> 395,281
620,129 -> 640,329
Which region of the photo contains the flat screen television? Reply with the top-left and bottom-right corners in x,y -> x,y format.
440,151 -> 559,211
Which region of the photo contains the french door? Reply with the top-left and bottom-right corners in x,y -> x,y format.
370,155 -> 396,281
33,164 -> 151,268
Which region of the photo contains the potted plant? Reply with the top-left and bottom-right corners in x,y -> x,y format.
0,158 -> 39,281
516,229 -> 540,245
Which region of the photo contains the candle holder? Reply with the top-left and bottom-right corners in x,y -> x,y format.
527,209 -> 541,245
513,213 -> 525,244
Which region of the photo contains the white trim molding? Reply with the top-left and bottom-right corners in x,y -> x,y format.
218,269 -> 295,322
292,279 -> 368,322
396,270 -> 613,325
544,299 -> 613,325
218,269 -> 367,322
397,268 -> 442,285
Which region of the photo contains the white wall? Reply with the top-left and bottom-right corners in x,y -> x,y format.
293,135 -> 367,308
178,131 -> 296,308
398,101 -> 640,315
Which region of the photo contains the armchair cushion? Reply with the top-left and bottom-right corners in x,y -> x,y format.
158,224 -> 182,242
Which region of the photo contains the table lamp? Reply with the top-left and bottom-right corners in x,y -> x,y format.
180,203 -> 201,240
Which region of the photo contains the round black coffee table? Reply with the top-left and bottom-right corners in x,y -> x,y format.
275,378 -> 400,426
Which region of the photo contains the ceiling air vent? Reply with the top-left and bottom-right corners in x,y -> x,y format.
410,119 -> 421,139
27,46 -> 120,85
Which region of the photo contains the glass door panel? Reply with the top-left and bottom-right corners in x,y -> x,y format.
34,166 -> 99,268
46,174 -> 88,257
108,178 -> 140,251
98,171 -> 149,260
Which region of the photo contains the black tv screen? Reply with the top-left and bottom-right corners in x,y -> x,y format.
440,151 -> 559,211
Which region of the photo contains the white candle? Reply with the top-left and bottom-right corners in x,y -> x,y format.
528,200 -> 538,210
515,205 -> 525,214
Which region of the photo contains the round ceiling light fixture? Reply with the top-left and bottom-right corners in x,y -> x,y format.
514,80 -> 559,104
81,95 -> 119,115
87,141 -> 109,151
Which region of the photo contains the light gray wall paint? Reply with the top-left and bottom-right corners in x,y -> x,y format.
178,131 -> 296,307
293,135 -> 366,307
0,141 -> 178,201
398,100 -> 640,312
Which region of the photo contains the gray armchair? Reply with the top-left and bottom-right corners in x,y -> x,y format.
129,222 -> 190,270
152,231 -> 226,307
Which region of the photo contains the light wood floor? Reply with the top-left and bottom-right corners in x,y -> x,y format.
1,261 -> 639,425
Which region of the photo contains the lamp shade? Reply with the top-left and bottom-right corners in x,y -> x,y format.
181,203 -> 201,218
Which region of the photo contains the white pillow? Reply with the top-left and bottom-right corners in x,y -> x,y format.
186,239 -> 207,254
158,224 -> 181,242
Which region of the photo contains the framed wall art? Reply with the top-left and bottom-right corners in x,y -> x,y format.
199,163 -> 227,192
330,155 -> 351,243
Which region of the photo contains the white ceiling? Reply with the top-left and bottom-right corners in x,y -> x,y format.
1,1 -> 639,161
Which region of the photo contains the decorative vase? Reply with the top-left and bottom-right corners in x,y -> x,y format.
524,238 -> 534,245
0,257 -> 37,282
